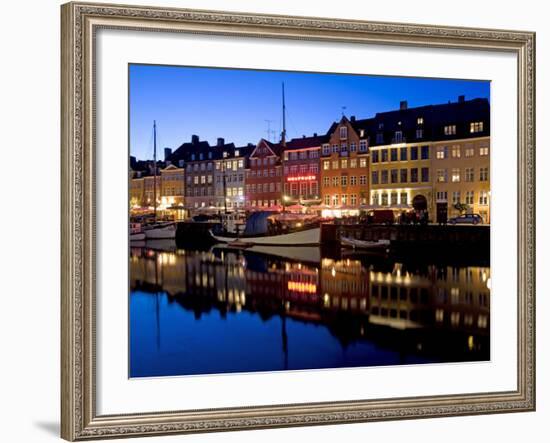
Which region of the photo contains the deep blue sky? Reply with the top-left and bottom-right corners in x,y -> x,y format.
129,64 -> 490,161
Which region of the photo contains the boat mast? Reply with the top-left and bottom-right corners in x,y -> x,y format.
281,82 -> 287,147
153,120 -> 157,223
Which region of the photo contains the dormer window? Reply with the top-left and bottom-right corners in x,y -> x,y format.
378,123 -> 384,130
235,150 -> 240,157
417,117 -> 424,125
339,126 -> 347,140
444,125 -> 457,135
470,121 -> 484,133
208,152 -> 212,159
191,154 -> 195,161
199,153 -> 204,160
360,129 -> 365,137
223,151 -> 228,158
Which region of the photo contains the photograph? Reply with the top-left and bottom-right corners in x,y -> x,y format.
128,64 -> 491,378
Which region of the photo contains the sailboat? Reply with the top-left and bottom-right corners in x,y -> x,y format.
142,120 -> 176,240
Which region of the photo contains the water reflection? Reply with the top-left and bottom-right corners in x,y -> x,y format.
130,246 -> 490,377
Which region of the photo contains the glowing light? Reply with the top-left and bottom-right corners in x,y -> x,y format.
468,335 -> 475,351
287,281 -> 317,294
331,267 -> 336,277
287,175 -> 316,182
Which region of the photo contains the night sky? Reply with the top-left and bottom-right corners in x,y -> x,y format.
129,64 -> 490,161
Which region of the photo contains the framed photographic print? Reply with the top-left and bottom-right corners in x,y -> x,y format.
61,1 -> 536,440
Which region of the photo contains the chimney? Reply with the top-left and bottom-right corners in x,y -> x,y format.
191,134 -> 199,144
313,133 -> 318,137
164,147 -> 172,161
350,115 -> 356,122
217,137 -> 225,147
458,95 -> 465,103
302,134 -> 306,138
400,101 -> 408,110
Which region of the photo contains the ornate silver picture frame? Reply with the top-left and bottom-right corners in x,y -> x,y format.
61,1 -> 535,440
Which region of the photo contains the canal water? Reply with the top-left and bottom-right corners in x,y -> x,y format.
129,244 -> 490,378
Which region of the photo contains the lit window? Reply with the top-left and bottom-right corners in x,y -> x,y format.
436,146 -> 448,159
479,145 -> 489,156
417,117 -> 424,125
444,125 -> 457,135
323,161 -> 330,170
451,145 -> 461,158
470,121 -> 484,133
479,191 -> 489,205
451,168 -> 460,182
437,169 -> 448,183
465,191 -> 474,204
452,191 -> 460,204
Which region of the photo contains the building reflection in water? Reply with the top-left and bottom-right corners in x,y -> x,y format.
129,246 -> 490,377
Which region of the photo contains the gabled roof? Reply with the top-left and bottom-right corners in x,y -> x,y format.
250,138 -> 283,158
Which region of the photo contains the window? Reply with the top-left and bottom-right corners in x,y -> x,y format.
309,150 -> 319,159
417,117 -> 424,125
465,191 -> 474,205
421,146 -> 430,160
391,192 -> 398,205
372,194 -> 379,205
299,164 -> 308,174
421,167 -> 430,182
381,193 -> 389,206
332,194 -> 339,206
381,170 -> 389,184
451,145 -> 461,158
324,195 -> 330,205
332,176 -> 339,186
310,164 -> 318,173
350,176 -> 357,186
416,129 -> 423,139
340,126 -> 348,139
381,150 -> 388,162
400,192 -> 408,205
299,151 -> 307,160
359,140 -> 368,152
479,145 -> 489,156
359,175 -> 367,185
371,150 -> 379,163
436,191 -> 448,201
350,194 -> 357,206
410,168 -> 418,182
332,144 -> 339,153
479,167 -> 489,181
332,160 -> 339,170
322,144 -> 330,155
341,159 -> 348,169
444,125 -> 456,135
391,148 -> 398,161
452,191 -> 461,204
376,133 -> 384,144
359,158 -> 367,168
410,146 -> 418,160
394,131 -> 403,143
391,169 -> 398,184
350,143 -> 356,152
323,176 -> 330,187
341,175 -> 348,186
436,146 -> 448,159
341,142 -> 347,152
470,121 -> 484,133
479,190 -> 489,205
465,167 -> 474,182
465,145 -> 475,157
451,168 -> 461,182
341,194 -> 348,205
400,147 -> 407,161
323,160 -> 330,170
400,168 -> 408,183
200,175 -> 206,184
437,169 -> 448,183
350,159 -> 357,168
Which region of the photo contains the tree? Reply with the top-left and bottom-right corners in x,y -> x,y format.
454,202 -> 470,214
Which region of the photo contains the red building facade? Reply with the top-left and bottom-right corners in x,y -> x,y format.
282,134 -> 328,203
245,139 -> 283,210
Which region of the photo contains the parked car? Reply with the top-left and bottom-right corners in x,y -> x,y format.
448,214 -> 484,225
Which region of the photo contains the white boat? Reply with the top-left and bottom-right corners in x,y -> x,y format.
144,222 -> 176,239
130,222 -> 146,241
210,226 -> 320,246
341,236 -> 391,250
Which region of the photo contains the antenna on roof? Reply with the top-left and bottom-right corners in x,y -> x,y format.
265,119 -> 274,142
341,106 -> 347,117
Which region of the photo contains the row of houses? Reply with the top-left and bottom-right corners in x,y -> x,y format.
130,95 -> 491,222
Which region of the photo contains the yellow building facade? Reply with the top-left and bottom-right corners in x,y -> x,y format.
431,136 -> 490,223
369,143 -> 433,214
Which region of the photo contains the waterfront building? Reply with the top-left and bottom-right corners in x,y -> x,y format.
368,97 -> 490,220
245,139 -> 283,210
320,116 -> 370,217
214,141 -> 254,213
282,133 -> 327,204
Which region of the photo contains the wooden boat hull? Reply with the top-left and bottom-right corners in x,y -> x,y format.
341,236 -> 391,250
130,233 -> 146,241
210,227 -> 320,246
144,224 -> 176,239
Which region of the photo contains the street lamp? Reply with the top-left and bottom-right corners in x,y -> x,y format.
282,195 -> 290,213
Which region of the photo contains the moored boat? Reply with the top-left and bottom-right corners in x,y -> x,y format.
144,222 -> 176,239
130,222 -> 146,241
210,226 -> 320,246
341,236 -> 391,251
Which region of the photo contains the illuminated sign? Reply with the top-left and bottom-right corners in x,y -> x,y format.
287,281 -> 317,294
286,175 -> 316,182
